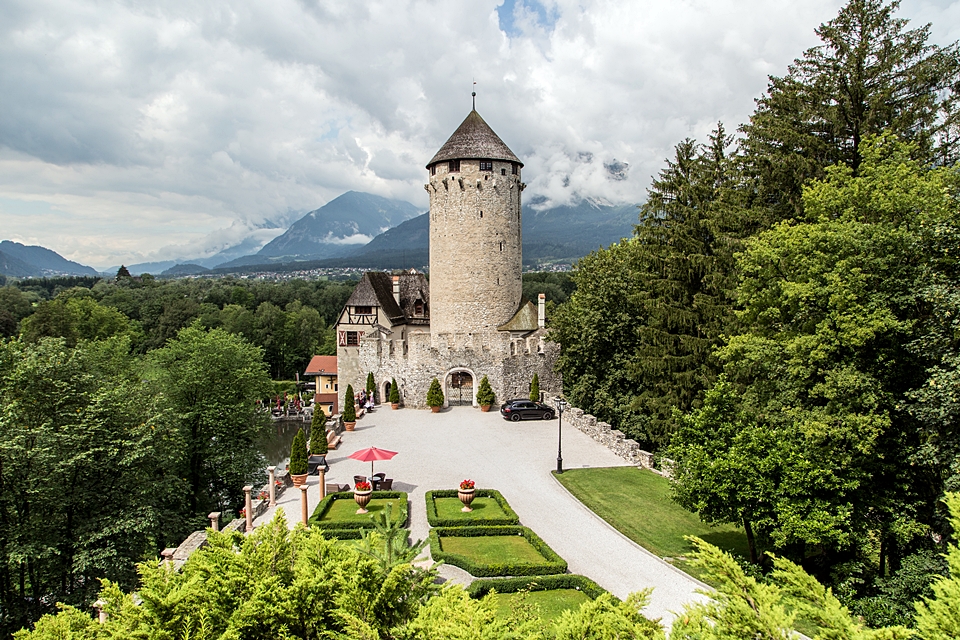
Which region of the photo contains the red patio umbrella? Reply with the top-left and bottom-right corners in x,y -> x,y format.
348,447 -> 398,476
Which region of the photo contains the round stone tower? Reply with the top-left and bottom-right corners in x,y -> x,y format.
425,109 -> 525,337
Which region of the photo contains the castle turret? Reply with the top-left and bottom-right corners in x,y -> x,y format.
425,110 -> 525,339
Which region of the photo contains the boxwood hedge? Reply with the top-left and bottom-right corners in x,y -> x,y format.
428,526 -> 567,577
425,489 -> 520,527
466,574 -> 612,601
308,491 -> 408,529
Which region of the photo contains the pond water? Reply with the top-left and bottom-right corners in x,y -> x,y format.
258,419 -> 314,468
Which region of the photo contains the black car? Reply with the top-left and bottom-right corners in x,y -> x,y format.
500,399 -> 555,421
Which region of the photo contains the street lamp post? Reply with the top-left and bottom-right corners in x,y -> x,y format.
554,396 -> 568,473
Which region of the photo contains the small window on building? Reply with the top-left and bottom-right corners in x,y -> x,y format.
449,160 -> 460,172
414,299 -> 424,316
512,164 -> 518,175
479,211 -> 483,218
499,241 -> 503,252
354,305 -> 372,315
480,161 -> 493,172
346,331 -> 359,346
501,168 -> 507,175
431,165 -> 436,175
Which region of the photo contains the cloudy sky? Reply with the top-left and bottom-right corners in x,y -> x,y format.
3,0 -> 960,268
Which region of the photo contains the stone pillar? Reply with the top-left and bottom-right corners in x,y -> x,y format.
160,548 -> 176,568
207,511 -> 221,531
267,466 -> 277,507
243,485 -> 254,533
538,293 -> 546,328
300,484 -> 309,525
318,468 -> 326,500
94,599 -> 107,624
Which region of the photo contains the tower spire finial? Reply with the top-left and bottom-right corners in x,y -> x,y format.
472,79 -> 477,110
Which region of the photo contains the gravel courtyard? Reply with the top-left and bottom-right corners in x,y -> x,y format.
254,405 -> 707,625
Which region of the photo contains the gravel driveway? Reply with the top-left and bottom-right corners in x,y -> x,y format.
255,405 -> 707,625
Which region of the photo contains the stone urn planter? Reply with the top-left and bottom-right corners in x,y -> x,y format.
457,488 -> 475,512
391,403 -> 399,410
291,473 -> 308,487
430,406 -> 441,413
480,405 -> 491,412
344,421 -> 356,431
354,487 -> 373,514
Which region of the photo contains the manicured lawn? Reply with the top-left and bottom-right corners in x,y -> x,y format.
434,497 -> 509,521
440,535 -> 548,565
555,467 -> 749,579
489,589 -> 592,621
317,498 -> 405,525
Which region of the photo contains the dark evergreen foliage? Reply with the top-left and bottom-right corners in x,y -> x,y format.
289,428 -> 308,475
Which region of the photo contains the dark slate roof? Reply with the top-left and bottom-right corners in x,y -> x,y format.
427,110 -> 523,168
497,299 -> 539,333
344,270 -> 429,326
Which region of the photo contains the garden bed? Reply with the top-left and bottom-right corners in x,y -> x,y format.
428,526 -> 567,577
466,574 -> 610,600
490,589 -> 592,621
309,491 -> 408,529
425,489 -> 520,527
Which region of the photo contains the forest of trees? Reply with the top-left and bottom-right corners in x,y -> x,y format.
551,0 -> 960,629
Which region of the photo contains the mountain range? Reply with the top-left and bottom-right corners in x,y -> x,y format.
0,193 -> 641,278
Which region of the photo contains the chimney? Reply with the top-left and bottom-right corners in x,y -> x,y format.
392,275 -> 401,304
538,293 -> 546,329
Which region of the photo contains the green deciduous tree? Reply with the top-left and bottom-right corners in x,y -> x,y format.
20,297 -> 140,347
914,493 -> 960,639
148,324 -> 273,524
0,337 -> 180,635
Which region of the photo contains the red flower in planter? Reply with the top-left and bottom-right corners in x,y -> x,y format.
355,481 -> 372,491
459,479 -> 475,490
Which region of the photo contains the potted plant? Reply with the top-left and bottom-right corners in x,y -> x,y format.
366,372 -> 376,404
310,408 -> 328,456
426,377 -> 444,412
389,378 -> 400,409
458,479 -> 476,512
343,384 -> 357,430
289,428 -> 309,487
530,372 -> 540,403
354,480 -> 373,514
476,375 -> 495,412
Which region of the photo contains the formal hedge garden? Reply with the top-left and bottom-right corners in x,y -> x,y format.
465,574 -> 610,600
424,489 -> 520,527
428,526 -> 567,577
309,491 -> 409,530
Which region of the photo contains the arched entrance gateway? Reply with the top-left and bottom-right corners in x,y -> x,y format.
382,380 -> 392,404
444,368 -> 476,407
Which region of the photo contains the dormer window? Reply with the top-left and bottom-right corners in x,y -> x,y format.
449,160 -> 460,172
480,161 -> 493,172
414,299 -> 424,316
354,306 -> 372,315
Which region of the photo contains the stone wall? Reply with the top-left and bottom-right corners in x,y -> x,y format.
562,406 -> 671,477
353,328 -> 559,409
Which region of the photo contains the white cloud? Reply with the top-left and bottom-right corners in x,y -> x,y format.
0,0 -> 956,265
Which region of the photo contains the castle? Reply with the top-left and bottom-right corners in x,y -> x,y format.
335,108 -> 559,408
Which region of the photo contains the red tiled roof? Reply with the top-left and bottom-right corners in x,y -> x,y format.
305,355 -> 337,376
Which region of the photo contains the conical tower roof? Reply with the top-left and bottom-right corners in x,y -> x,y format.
426,110 -> 523,168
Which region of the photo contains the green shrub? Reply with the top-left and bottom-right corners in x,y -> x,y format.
426,377 -> 444,407
289,428 -> 308,475
425,489 -> 520,527
466,574 -> 611,601
318,528 -> 364,540
309,491 -> 409,529
310,409 -> 327,455
366,372 -> 375,397
389,378 -> 400,404
476,375 -> 495,406
343,384 -> 356,421
428,526 -> 567,577
530,373 -> 540,402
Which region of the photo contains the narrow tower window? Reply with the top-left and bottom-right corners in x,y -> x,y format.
479,161 -> 493,172
479,211 -> 483,218
499,242 -> 503,252
448,160 -> 460,172
431,165 -> 436,175
501,168 -> 507,175
512,164 -> 518,175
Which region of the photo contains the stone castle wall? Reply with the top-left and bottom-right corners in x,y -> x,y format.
349,329 -> 559,409
427,159 -> 524,337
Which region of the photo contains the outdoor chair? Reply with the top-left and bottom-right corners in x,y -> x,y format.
354,475 -> 367,486
380,478 -> 393,490
326,483 -> 349,493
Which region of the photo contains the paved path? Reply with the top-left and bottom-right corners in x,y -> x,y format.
253,405 -> 707,625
